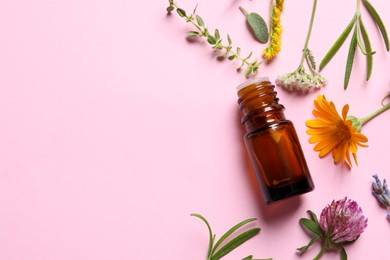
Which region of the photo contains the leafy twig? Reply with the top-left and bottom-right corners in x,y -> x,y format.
167,1 -> 261,77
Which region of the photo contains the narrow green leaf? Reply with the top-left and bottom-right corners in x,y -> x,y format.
246,52 -> 253,60
299,218 -> 322,236
211,218 -> 257,255
176,8 -> 186,17
356,23 -> 376,55
247,12 -> 269,43
341,247 -> 348,260
242,256 -> 253,260
215,29 -> 221,40
236,47 -> 241,56
166,6 -> 174,13
305,49 -> 317,71
297,235 -> 319,253
211,228 -> 260,260
307,210 -> 319,224
363,0 -> 389,51
187,31 -> 200,37
227,34 -> 232,45
228,55 -> 236,61
319,15 -> 356,70
191,214 -> 215,258
196,15 -> 205,27
344,26 -> 358,90
359,17 -> 373,80
207,35 -> 217,45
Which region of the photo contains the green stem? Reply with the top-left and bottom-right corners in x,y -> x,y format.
360,102 -> 390,125
268,0 -> 275,36
299,0 -> 318,66
239,6 -> 248,16
313,246 -> 327,260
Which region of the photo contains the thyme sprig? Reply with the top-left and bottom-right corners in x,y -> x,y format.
167,1 -> 262,77
319,0 -> 389,89
191,213 -> 272,260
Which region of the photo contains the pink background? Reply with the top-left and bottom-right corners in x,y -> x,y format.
0,0 -> 389,259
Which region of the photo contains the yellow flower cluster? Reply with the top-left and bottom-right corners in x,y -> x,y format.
263,0 -> 284,60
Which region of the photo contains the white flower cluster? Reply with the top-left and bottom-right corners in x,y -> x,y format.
276,68 -> 327,92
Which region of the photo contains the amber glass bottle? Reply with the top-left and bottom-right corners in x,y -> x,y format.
237,77 -> 314,204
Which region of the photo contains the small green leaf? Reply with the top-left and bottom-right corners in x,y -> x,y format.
246,12 -> 269,43
227,34 -> 232,45
341,247 -> 348,260
320,15 -> 357,70
242,256 -> 253,260
299,218 -> 322,236
228,55 -> 236,61
207,35 -> 217,45
297,235 -> 319,253
187,31 -> 200,37
244,66 -> 253,77
359,17 -> 373,80
211,218 -> 257,255
344,26 -> 358,90
211,228 -> 260,260
363,0 -> 389,51
166,6 -> 174,13
191,214 -> 215,258
305,49 -> 317,71
307,210 -> 319,224
236,47 -> 241,56
246,52 -> 253,60
196,15 -> 205,27
215,29 -> 221,40
176,8 -> 186,17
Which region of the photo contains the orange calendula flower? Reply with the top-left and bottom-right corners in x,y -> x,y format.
306,95 -> 368,167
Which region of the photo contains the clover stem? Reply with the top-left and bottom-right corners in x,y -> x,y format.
299,0 -> 318,67
360,102 -> 390,126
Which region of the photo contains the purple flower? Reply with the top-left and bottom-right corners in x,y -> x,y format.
319,197 -> 368,245
372,174 -> 390,208
298,197 -> 367,259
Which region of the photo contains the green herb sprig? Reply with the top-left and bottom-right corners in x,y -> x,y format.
167,1 -> 262,77
191,213 -> 272,260
319,0 -> 389,90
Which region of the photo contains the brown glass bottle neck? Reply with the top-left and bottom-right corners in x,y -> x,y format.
237,80 -> 286,132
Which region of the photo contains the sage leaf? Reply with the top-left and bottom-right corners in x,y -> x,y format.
299,218 -> 322,236
344,26 -> 358,89
341,247 -> 348,260
211,228 -> 260,260
211,218 -> 257,255
359,17 -> 373,80
297,235 -> 319,253
363,0 -> 389,51
191,213 -> 215,258
320,15 -> 357,70
240,7 -> 268,43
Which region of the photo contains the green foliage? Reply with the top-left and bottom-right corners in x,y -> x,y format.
191,213 -> 272,260
239,7 -> 269,43
166,1 -> 261,77
320,0 -> 389,89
